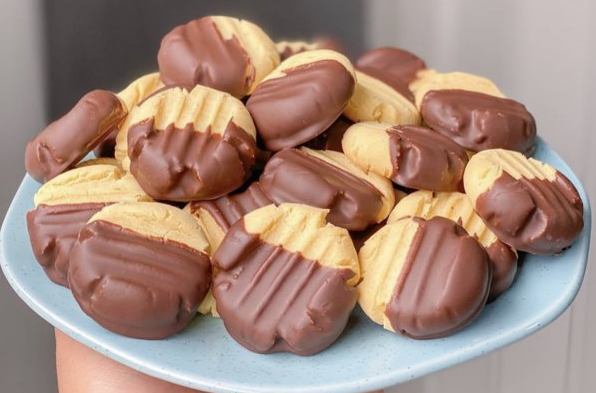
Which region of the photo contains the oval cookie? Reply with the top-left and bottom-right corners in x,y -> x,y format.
464,149 -> 584,254
212,204 -> 359,355
69,202 -> 211,339
122,85 -> 257,201
26,165 -> 152,287
246,49 -> 356,151
388,190 -> 517,301
25,90 -> 126,183
358,216 -> 490,338
158,16 -> 279,98
342,122 -> 469,191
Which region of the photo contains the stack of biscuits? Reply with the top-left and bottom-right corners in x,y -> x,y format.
24,15 -> 584,355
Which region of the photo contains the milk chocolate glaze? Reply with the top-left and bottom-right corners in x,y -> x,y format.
128,119 -> 256,201
486,241 -> 518,301
69,220 -> 211,339
385,217 -> 491,339
303,116 -> 353,152
356,66 -> 415,103
260,149 -> 384,231
26,203 -> 107,287
387,125 -> 469,191
475,172 -> 583,255
212,220 -> 357,355
356,47 -> 426,85
190,182 -> 272,232
25,90 -> 125,183
246,60 -> 355,151
157,17 -> 252,98
421,90 -> 537,154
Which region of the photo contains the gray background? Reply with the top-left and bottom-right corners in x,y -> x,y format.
1,0 -> 595,392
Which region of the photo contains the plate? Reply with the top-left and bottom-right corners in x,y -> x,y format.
1,137 -> 591,393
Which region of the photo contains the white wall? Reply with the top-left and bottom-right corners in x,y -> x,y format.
0,0 -> 56,392
364,1 -> 596,392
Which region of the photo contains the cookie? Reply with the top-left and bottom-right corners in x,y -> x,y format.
358,216 -> 490,338
26,165 -> 152,287
412,71 -> 505,108
259,147 -> 395,231
121,85 -> 257,201
246,49 -> 356,151
388,190 -> 517,301
212,204 -> 359,355
343,70 -> 420,125
25,90 -> 126,183
356,46 -> 427,85
276,37 -> 344,61
68,202 -> 211,339
158,16 -> 279,98
342,122 -> 469,191
302,115 -> 353,152
464,149 -> 584,254
420,89 -> 537,154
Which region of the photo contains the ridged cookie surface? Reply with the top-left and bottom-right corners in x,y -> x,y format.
464,149 -> 583,254
212,204 -> 359,355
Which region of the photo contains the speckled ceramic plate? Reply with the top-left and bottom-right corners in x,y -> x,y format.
1,137 -> 591,393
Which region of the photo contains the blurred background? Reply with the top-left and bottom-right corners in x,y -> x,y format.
1,0 -> 594,392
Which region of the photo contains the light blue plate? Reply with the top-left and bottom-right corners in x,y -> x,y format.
1,137 -> 591,393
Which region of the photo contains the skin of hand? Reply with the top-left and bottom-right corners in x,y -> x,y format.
55,329 -> 385,393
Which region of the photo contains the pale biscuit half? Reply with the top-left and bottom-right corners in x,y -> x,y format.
89,202 -> 210,255
34,165 -> 152,207
341,121 -> 394,178
210,16 -> 280,94
344,70 -> 421,126
358,218 -> 420,331
116,72 -> 164,112
115,85 -> 256,170
300,147 -> 395,222
413,71 -> 505,108
243,204 -> 360,285
75,157 -> 120,168
464,149 -> 557,206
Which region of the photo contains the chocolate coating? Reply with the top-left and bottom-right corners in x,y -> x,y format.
475,172 -> 583,255
357,66 -> 415,103
69,220 -> 211,339
421,90 -> 537,154
356,47 -> 426,85
246,60 -> 355,151
486,241 -> 518,301
25,90 -> 125,183
385,217 -> 490,339
190,182 -> 272,232
157,17 -> 252,97
303,116 -> 353,152
260,149 -> 384,231
212,220 -> 357,355
128,119 -> 256,201
387,125 -> 469,191
26,203 -> 107,287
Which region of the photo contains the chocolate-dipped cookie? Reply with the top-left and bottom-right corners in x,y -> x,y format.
342,122 -> 469,191
464,149 -> 584,255
259,147 -> 395,231
343,70 -> 420,125
420,90 -> 536,155
413,71 -> 505,108
99,73 -> 164,158
388,190 -> 517,301
120,85 -> 257,201
68,202 -> 212,339
246,49 -> 356,151
356,46 -> 427,85
212,204 -> 359,355
158,16 -> 279,98
26,165 -> 152,287
25,90 -> 127,183
358,216 -> 491,339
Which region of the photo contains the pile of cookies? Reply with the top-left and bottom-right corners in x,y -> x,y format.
24,15 -> 584,355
